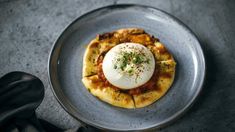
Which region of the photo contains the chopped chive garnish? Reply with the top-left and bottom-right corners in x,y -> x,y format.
113,49 -> 151,76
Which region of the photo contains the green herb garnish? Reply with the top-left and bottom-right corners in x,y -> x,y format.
128,69 -> 133,74
113,51 -> 150,75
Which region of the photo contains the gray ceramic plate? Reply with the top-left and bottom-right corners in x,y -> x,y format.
48,4 -> 205,131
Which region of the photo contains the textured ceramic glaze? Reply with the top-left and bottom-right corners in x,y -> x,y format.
48,5 -> 205,131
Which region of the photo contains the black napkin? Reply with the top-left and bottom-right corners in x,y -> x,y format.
0,72 -> 100,132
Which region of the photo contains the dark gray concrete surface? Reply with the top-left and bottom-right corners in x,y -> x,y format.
0,0 -> 234,131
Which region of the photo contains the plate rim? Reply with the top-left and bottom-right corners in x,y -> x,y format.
48,4 -> 206,131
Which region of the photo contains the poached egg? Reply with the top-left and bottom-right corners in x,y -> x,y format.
102,43 -> 155,89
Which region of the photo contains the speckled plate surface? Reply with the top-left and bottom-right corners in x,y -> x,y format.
48,4 -> 205,131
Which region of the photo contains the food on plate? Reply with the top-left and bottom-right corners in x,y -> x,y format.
102,43 -> 155,89
82,28 -> 176,108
